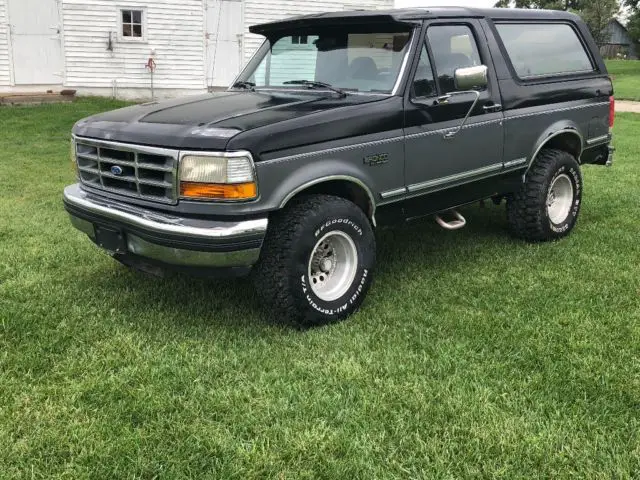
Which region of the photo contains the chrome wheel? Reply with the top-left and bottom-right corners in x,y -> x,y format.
546,174 -> 574,224
308,231 -> 358,302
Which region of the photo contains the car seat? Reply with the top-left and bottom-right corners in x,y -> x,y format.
348,57 -> 379,80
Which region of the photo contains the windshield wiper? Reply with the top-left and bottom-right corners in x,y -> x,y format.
231,81 -> 256,91
283,80 -> 347,98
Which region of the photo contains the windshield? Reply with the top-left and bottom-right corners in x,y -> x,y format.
236,27 -> 414,94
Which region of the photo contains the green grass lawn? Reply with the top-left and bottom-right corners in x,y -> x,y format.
606,59 -> 640,101
1,99 -> 639,478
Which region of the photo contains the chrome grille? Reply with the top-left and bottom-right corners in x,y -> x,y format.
74,137 -> 179,204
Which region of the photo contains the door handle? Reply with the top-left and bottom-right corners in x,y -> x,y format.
435,94 -> 452,105
483,103 -> 502,113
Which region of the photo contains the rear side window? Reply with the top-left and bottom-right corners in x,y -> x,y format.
496,23 -> 594,78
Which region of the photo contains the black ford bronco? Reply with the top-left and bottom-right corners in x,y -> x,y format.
64,7 -> 615,325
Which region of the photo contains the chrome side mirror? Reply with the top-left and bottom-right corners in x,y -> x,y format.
453,65 -> 488,91
437,65 -> 489,140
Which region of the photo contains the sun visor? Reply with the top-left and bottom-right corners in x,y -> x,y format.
249,13 -> 419,36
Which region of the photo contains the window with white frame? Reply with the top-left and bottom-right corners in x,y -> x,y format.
120,9 -> 145,41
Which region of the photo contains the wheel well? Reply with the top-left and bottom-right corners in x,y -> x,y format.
541,131 -> 583,161
284,180 -> 375,222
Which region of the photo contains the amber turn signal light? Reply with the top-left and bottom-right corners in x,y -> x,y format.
180,182 -> 257,200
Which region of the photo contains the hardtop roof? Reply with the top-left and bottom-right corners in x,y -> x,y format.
249,7 -> 580,35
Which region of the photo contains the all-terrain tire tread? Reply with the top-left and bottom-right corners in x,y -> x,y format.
253,194 -> 372,324
507,149 -> 579,242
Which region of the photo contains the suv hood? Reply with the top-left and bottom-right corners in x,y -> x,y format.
73,90 -> 384,150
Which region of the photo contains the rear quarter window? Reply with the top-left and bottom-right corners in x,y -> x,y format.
495,23 -> 594,79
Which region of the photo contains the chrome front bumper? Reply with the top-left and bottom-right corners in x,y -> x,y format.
63,184 -> 268,268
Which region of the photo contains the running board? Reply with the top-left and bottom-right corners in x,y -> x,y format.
434,210 -> 467,230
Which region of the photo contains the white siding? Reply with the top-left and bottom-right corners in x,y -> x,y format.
242,0 -> 394,62
0,0 -> 11,86
62,0 -> 205,90
1,0 -> 396,95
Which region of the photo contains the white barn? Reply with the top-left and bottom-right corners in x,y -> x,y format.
0,0 -> 393,99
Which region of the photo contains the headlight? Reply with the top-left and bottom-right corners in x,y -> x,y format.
179,152 -> 257,201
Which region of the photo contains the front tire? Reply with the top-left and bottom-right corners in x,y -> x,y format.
253,194 -> 376,326
507,148 -> 582,242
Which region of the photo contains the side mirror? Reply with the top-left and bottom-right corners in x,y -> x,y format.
453,65 -> 488,91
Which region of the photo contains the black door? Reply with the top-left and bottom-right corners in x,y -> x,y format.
402,21 -> 504,212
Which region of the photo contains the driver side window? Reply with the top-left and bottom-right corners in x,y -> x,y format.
427,25 -> 482,93
412,44 -> 437,98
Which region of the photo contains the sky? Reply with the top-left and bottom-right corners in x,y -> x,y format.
395,0 -> 496,7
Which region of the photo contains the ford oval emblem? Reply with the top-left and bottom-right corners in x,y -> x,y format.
110,165 -> 124,176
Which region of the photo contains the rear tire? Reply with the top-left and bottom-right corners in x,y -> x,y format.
507,148 -> 582,242
253,194 -> 376,327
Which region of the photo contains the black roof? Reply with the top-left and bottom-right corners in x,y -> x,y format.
250,7 -> 580,34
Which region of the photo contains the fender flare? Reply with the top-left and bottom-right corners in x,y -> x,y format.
270,159 -> 378,224
525,121 -> 584,176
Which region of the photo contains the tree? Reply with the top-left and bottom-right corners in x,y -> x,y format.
622,0 -> 640,43
493,0 -> 583,9
628,10 -> 640,43
582,0 -> 620,45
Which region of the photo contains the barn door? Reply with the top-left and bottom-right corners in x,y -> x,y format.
7,0 -> 64,85
206,0 -> 244,88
